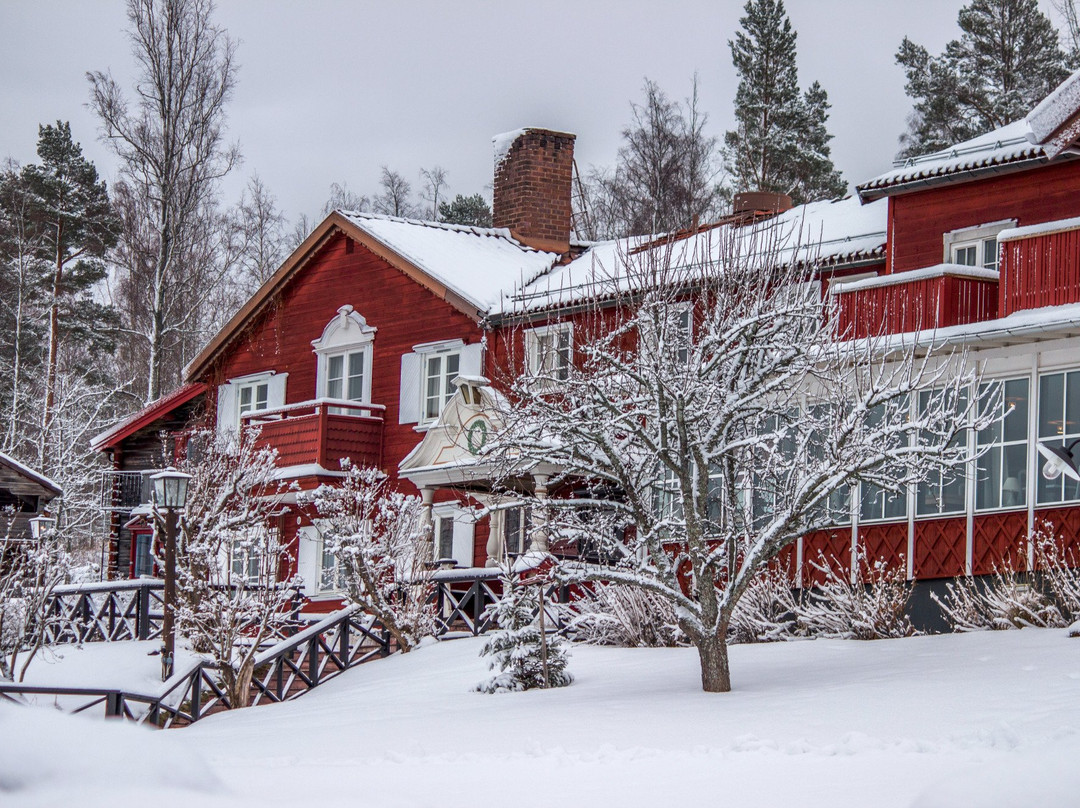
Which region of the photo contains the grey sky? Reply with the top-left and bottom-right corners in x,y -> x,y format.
0,1 -> 1068,227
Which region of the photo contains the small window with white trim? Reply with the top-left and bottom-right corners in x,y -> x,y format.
526,323 -> 572,384
237,381 -> 269,420
318,538 -> 346,593
434,512 -> 455,562
943,220 -> 1014,272
423,350 -> 460,422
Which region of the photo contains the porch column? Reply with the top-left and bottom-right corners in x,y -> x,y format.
486,508 -> 504,567
530,474 -> 550,553
419,487 -> 435,559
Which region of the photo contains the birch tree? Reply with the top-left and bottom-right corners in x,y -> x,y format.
493,227 -> 989,692
88,0 -> 239,403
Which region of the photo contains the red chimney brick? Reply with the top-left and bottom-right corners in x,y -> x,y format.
492,128 -> 576,255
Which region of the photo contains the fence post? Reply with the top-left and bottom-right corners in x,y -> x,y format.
190,669 -> 202,722
307,637 -> 319,687
136,584 -> 151,640
339,618 -> 351,668
105,691 -> 123,718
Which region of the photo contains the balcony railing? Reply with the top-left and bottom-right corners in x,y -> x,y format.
100,470 -> 155,510
242,398 -> 385,472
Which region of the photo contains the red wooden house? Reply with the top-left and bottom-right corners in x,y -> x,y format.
96,69 -> 1080,619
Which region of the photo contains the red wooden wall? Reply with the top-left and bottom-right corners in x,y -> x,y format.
835,274 -> 998,338
888,159 -> 1080,274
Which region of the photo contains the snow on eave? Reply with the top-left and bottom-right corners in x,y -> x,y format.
850,301 -> 1080,355
1025,67 -> 1080,149
997,215 -> 1080,243
829,263 -> 998,295
0,451 -> 62,497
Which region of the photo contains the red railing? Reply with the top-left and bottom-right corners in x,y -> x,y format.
242,398 -> 385,472
833,271 -> 998,339
1000,228 -> 1080,316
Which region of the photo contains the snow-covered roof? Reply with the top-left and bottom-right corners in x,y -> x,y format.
338,211 -> 562,311
858,68 -> 1080,201
90,382 -> 206,452
0,451 -> 61,497
857,120 -> 1045,200
500,196 -> 887,315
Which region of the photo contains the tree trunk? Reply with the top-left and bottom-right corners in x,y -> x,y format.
695,633 -> 731,693
227,657 -> 254,708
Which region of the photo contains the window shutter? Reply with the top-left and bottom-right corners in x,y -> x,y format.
399,352 -> 422,424
295,527 -> 321,597
266,372 -> 288,410
458,342 -> 483,379
216,383 -> 238,436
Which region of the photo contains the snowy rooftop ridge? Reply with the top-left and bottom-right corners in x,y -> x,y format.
0,450 -> 61,496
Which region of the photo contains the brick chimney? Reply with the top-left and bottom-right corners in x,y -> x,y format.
492,128 -> 576,254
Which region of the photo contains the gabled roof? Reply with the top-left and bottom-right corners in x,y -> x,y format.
0,451 -> 61,499
90,383 -> 206,452
184,211 -> 559,382
858,69 -> 1080,201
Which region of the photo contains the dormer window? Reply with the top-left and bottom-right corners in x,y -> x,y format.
944,220 -> 1015,272
312,305 -> 376,413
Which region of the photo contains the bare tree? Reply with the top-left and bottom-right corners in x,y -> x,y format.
231,173 -> 286,291
492,227 -> 989,692
299,463 -> 435,652
373,167 -> 418,218
172,429 -> 295,707
419,165 -> 448,221
88,0 -> 239,404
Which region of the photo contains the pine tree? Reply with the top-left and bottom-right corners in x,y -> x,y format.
476,568 -> 572,693
19,122 -> 119,463
896,0 -> 1071,157
724,0 -> 845,204
438,194 -> 492,227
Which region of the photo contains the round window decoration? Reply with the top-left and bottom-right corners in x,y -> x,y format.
465,418 -> 489,455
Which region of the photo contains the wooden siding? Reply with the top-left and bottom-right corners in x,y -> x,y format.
251,410 -> 383,470
913,516 -> 966,579
888,159 -> 1080,274
971,510 -> 1027,575
207,233 -> 483,490
835,274 -> 998,338
1001,228 -> 1080,315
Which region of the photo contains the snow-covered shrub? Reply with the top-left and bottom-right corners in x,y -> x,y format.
569,582 -> 686,647
300,462 -> 435,652
934,523 -> 1080,631
799,551 -> 915,640
727,564 -> 803,644
477,568 -> 571,693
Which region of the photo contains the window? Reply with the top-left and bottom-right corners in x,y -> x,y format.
231,535 -> 265,585
312,305 -> 376,415
916,388 -> 968,517
1037,370 -> 1080,504
133,533 -> 154,578
944,220 -> 1013,272
504,506 -> 531,555
859,400 -> 909,522
976,378 -> 1029,511
807,404 -> 851,525
435,513 -> 455,561
674,306 -> 692,365
237,381 -> 269,420
526,323 -> 571,383
422,350 -> 460,422
318,539 -> 345,593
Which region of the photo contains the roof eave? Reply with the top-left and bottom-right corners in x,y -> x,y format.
856,155 -> 1051,202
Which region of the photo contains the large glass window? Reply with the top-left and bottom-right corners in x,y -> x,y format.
808,404 -> 852,525
423,351 -> 460,422
1037,370 -> 1080,504
916,388 -> 968,517
976,378 -> 1029,511
859,400 -> 909,522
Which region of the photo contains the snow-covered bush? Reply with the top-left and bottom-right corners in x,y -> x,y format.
799,551 -> 915,640
934,524 -> 1080,631
569,582 -> 686,647
477,567 -> 572,693
727,564 -> 803,644
300,462 -> 435,652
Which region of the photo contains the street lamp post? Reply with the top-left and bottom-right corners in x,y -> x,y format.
150,467 -> 191,682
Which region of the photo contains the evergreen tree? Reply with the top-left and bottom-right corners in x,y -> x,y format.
438,193 -> 493,227
476,568 -> 572,693
896,0 -> 1070,157
724,0 -> 845,204
20,122 -> 119,462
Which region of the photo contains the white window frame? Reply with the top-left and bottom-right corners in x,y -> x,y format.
237,380 -> 269,421
317,535 -> 346,594
943,220 -> 1015,272
312,305 -> 376,412
525,322 -> 572,385
418,345 -> 462,424
1036,368 -> 1080,505
224,370 -> 284,431
975,377 -> 1030,512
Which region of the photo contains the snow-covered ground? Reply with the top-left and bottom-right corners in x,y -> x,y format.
3,630 -> 1079,807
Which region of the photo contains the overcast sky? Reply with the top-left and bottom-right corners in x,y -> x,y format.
0,1 -> 1069,227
